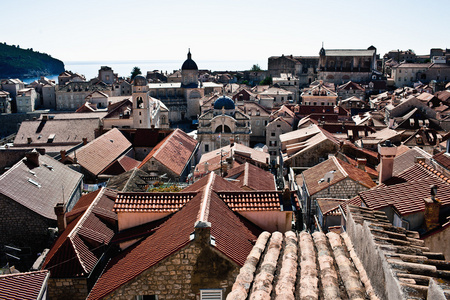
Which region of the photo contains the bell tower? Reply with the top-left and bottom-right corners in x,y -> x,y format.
132,75 -> 152,128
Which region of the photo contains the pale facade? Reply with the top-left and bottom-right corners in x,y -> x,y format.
16,88 -> 39,113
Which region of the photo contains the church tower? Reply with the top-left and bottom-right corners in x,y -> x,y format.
132,75 -> 152,128
181,49 -> 199,87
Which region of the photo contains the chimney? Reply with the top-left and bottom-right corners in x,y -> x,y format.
378,140 -> 397,184
194,221 -> 212,247
54,203 -> 67,232
25,149 -> 40,167
357,158 -> 367,170
423,185 -> 441,232
82,137 -> 88,145
27,137 -> 32,144
42,115 -> 48,121
60,150 -> 66,161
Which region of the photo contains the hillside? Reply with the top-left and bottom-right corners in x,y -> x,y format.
0,43 -> 65,78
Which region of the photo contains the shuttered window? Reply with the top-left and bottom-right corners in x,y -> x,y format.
200,289 -> 222,300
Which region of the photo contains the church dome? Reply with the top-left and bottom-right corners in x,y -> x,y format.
214,96 -> 235,110
133,75 -> 147,86
181,50 -> 198,70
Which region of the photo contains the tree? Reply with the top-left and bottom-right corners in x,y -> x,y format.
130,66 -> 142,80
260,76 -> 272,85
250,64 -> 261,71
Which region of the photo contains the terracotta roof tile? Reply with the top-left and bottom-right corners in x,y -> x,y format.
219,191 -> 282,212
298,156 -> 375,196
113,192 -> 197,213
360,163 -> 450,215
433,150 -> 450,170
0,270 -> 49,300
87,172 -> 260,300
225,162 -> 276,191
70,128 -> 131,176
42,188 -> 117,278
138,129 -> 198,175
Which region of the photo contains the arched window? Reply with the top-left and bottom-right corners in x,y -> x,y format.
215,125 -> 231,133
136,96 -> 144,108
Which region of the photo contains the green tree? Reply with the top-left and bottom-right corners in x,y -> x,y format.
260,76 -> 272,85
131,66 -> 142,80
250,64 -> 261,71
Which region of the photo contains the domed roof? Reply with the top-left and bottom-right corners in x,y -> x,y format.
181,50 -> 198,71
133,75 -> 147,86
214,96 -> 235,110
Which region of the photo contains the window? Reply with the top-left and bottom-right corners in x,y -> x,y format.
205,144 -> 209,152
135,296 -> 157,300
271,132 -> 275,136
200,289 -> 222,300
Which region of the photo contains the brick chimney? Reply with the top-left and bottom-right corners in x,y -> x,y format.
54,203 -> 67,232
378,140 -> 397,184
357,158 -> 367,170
25,149 -> 40,167
423,185 -> 441,232
82,137 -> 88,145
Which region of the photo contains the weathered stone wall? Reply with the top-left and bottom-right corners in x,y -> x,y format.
0,194 -> 55,254
312,177 -> 371,201
287,140 -> 338,168
0,111 -> 43,138
104,241 -> 239,299
47,278 -> 88,300
423,226 -> 450,261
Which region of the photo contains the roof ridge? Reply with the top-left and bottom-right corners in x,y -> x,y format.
122,168 -> 138,192
244,163 -> 249,187
419,161 -> 450,183
333,156 -> 348,177
197,172 -> 214,222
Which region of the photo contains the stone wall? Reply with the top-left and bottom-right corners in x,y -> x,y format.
104,228 -> 239,299
0,194 -> 55,269
47,278 -> 88,300
0,111 -> 43,138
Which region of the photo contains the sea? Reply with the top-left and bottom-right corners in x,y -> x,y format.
21,59 -> 266,84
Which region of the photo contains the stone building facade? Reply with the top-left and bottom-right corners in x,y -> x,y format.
197,96 -> 251,153
47,278 -> 88,300
102,226 -> 240,300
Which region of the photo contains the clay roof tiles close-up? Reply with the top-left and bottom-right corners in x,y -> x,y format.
0,270 -> 49,300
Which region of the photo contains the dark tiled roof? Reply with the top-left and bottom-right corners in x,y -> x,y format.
100,155 -> 140,176
114,192 -> 197,212
70,128 -> 131,176
106,168 -> 150,192
14,118 -> 99,146
42,188 -> 117,278
0,270 -> 49,300
87,172 -> 261,300
0,153 -> 83,220
138,129 -> 198,176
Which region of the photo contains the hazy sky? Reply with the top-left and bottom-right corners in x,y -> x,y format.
2,0 -> 448,68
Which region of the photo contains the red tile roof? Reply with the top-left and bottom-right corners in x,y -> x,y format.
114,192 -> 197,212
87,173 -> 260,299
218,191 -> 282,211
225,162 -> 276,190
0,270 -> 49,300
42,188 -> 117,278
100,154 -> 141,175
138,129 -> 198,176
359,163 -> 450,215
298,156 -> 376,196
433,150 -> 450,170
70,128 -> 132,176
0,153 -> 83,220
